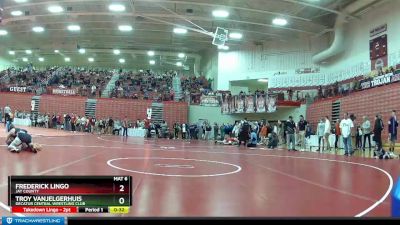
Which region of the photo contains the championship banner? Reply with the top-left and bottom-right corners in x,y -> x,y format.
359,72 -> 400,90
236,96 -> 245,113
245,95 -> 255,113
9,87 -> 27,93
51,88 -> 78,96
200,95 -> 220,107
221,96 -> 229,114
229,95 -> 235,114
370,34 -> 388,70
256,95 -> 266,113
267,96 -> 277,113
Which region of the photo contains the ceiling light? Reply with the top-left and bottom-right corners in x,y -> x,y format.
173,28 -> 187,34
149,60 -> 155,65
218,45 -> 229,50
272,18 -> 288,26
0,30 -> 8,36
8,51 -> 15,55
22,57 -> 28,62
119,58 -> 125,64
147,51 -> 155,56
67,25 -> 80,31
229,32 -> 243,39
65,57 -> 70,62
48,5 -> 64,13
79,48 -> 86,54
109,4 -> 125,12
38,57 -> 44,62
113,49 -> 121,55
118,25 -> 132,31
258,79 -> 268,83
176,62 -> 183,67
88,57 -> 94,62
54,50 -> 60,53
32,26 -> 45,33
212,10 -> 229,18
139,70 -> 143,72
15,0 -> 28,2
178,53 -> 185,58
25,50 -> 32,54
11,10 -> 23,16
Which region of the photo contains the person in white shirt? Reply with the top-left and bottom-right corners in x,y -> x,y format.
324,116 -> 331,151
340,112 -> 354,156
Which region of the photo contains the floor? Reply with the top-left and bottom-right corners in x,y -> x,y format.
0,124 -> 399,217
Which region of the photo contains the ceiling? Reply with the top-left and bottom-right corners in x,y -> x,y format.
0,0 -> 363,70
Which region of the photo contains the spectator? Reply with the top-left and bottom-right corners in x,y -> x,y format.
362,116 -> 371,151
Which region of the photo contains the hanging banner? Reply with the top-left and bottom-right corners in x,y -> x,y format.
245,95 -> 255,113
9,87 -> 27,93
256,95 -> 266,113
200,95 -> 220,107
51,88 -> 78,96
229,95 -> 235,114
267,96 -> 277,113
221,96 -> 230,114
236,96 -> 245,113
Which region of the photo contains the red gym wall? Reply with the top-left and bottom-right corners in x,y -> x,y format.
0,92 -> 34,112
163,101 -> 189,126
95,98 -> 152,120
39,95 -> 86,116
307,82 -> 400,139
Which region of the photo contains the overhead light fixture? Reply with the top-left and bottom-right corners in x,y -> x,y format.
67,25 -> 81,31
54,50 -> 60,53
173,28 -> 187,34
65,57 -> 70,62
32,26 -> 45,33
229,32 -> 243,40
178,53 -> 185,58
0,30 -> 8,36
149,60 -> 155,65
272,18 -> 288,26
79,48 -> 86,54
38,57 -> 44,62
15,0 -> 28,2
113,49 -> 121,55
139,70 -> 144,72
258,79 -> 268,83
25,50 -> 32,54
8,51 -> 15,55
109,4 -> 125,12
11,10 -> 23,16
147,51 -> 155,56
218,45 -> 229,50
176,62 -> 183,67
118,25 -> 133,32
88,57 -> 94,62
119,58 -> 125,64
22,57 -> 28,62
48,5 -> 64,13
212,10 -> 229,18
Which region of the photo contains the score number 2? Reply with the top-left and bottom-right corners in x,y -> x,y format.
119,185 -> 125,205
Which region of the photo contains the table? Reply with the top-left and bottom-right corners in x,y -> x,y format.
120,128 -> 146,137
12,118 -> 32,127
306,134 -> 375,150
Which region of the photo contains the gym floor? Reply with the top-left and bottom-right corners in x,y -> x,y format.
0,124 -> 398,217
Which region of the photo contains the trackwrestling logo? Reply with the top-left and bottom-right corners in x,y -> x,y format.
2,217 -> 64,225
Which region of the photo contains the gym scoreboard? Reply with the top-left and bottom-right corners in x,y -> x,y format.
8,176 -> 132,214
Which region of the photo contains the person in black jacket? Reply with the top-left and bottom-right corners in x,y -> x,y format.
373,114 -> 384,151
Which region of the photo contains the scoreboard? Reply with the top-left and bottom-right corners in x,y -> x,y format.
8,176 -> 132,214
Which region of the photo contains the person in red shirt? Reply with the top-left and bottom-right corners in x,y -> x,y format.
56,114 -> 62,130
334,119 -> 341,150
71,113 -> 76,132
122,117 -> 128,137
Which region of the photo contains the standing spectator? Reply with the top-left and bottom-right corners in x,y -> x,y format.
334,119 -> 341,150
181,123 -> 187,139
204,123 -> 212,140
71,113 -> 76,132
4,104 -> 11,131
277,120 -> 283,145
373,114 -> 384,151
388,110 -> 398,153
285,116 -> 296,151
238,120 -> 250,147
297,115 -> 307,151
340,112 -> 354,156
324,116 -> 331,151
0,107 -> 3,123
219,123 -> 225,141
108,117 -> 114,134
362,116 -> 371,151
317,118 -> 325,152
174,123 -> 180,139
355,126 -> 363,150
213,123 -> 219,140
122,117 -> 128,137
260,123 -> 268,145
